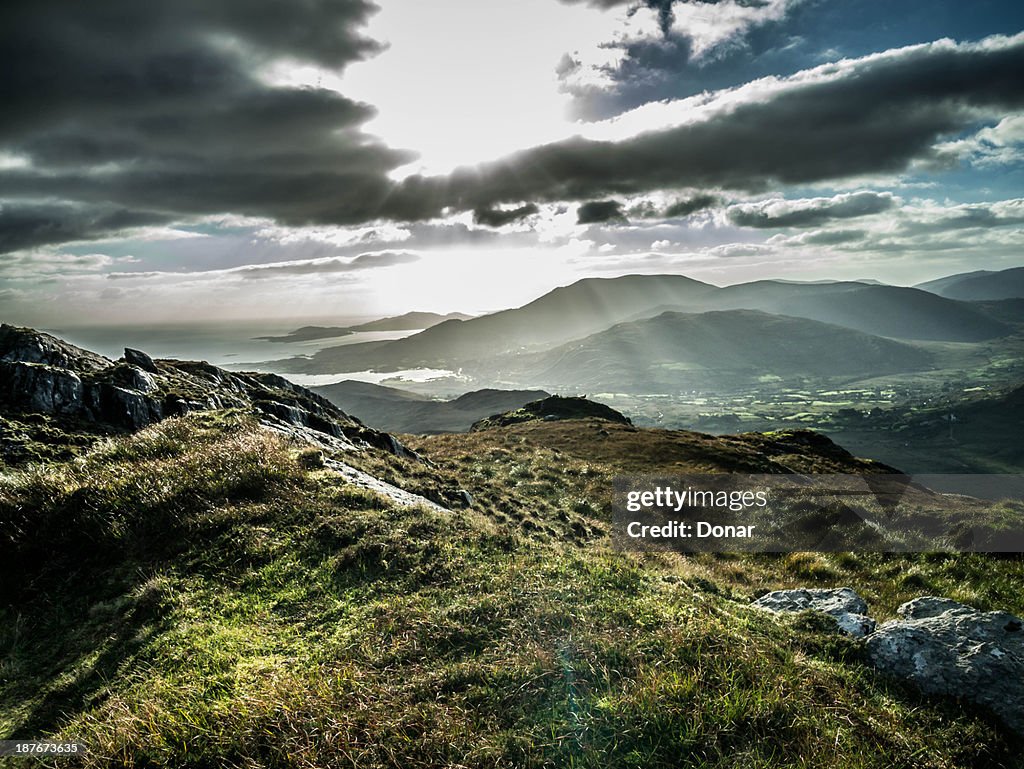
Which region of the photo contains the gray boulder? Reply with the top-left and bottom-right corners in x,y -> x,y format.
866,597 -> 1024,734
753,587 -> 876,637
124,347 -> 158,373
115,364 -> 159,394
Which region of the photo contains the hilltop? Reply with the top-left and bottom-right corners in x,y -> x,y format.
917,266 -> 1024,301
470,394 -> 633,431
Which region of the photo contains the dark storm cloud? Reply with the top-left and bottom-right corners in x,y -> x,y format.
0,0 -> 407,252
0,202 -> 169,253
2,4 -> 1024,258
629,194 -> 719,219
419,36 -> 1024,213
577,200 -> 627,224
664,194 -> 720,218
728,192 -> 896,228
473,204 -> 541,228
560,1 -> 1024,122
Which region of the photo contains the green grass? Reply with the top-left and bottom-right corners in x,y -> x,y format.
0,413 -> 1021,767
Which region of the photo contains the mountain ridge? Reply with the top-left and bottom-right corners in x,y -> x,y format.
269,274 -> 1009,376
916,266 -> 1024,300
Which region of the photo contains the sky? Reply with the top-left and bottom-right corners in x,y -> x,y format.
2,0 -> 1023,326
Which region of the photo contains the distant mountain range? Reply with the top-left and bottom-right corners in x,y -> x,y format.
312,381 -> 548,433
256,311 -> 473,343
506,309 -> 934,392
916,266 -> 1024,301
268,271 -> 1019,380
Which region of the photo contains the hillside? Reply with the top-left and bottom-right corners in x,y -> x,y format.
269,275 -> 1007,376
508,310 -> 933,392
2,328 -> 1023,768
313,380 -> 549,433
917,266 -> 1024,301
832,382 -> 1024,474
713,281 -> 1010,342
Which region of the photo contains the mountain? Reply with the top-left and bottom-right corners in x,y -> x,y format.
270,274 -> 1008,375
916,266 -> 1024,300
274,274 -> 718,372
313,380 -> 549,433
506,310 -> 933,392
712,281 -> 1010,342
257,311 -> 473,343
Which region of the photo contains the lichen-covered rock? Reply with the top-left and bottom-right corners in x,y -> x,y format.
866,597 -> 1024,734
752,587 -> 876,637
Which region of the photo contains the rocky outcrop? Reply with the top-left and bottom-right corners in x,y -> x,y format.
0,324 -> 109,372
752,587 -> 876,638
124,347 -> 158,374
0,361 -> 85,416
866,597 -> 1024,734
752,587 -> 1023,734
0,324 -> 416,459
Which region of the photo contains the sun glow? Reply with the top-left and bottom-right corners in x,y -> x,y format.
334,0 -> 655,177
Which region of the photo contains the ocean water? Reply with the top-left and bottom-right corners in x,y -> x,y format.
49,322 -> 456,384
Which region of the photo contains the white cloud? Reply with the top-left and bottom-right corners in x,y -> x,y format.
669,0 -> 806,59
935,113 -> 1024,167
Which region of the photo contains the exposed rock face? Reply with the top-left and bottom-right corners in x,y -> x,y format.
752,587 -> 876,638
0,362 -> 84,416
0,324 -> 109,372
0,324 -> 415,459
866,597 -> 1024,734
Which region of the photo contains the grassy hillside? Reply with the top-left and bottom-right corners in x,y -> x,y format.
832,382 -> 1024,474
2,409 -> 1023,768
